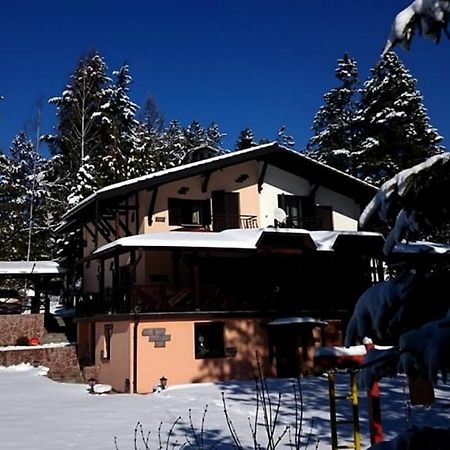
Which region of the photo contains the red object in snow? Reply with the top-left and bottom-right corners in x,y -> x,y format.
29,337 -> 40,346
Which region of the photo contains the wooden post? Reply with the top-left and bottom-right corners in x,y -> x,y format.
328,370 -> 339,450
365,342 -> 384,445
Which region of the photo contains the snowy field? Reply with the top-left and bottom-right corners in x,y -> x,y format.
1,365 -> 450,449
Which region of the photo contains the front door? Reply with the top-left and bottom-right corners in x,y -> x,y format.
270,327 -> 300,378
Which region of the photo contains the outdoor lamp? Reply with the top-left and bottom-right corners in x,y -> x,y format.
88,377 -> 96,394
159,376 -> 168,390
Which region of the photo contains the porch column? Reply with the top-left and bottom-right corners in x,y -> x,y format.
99,259 -> 105,313
113,252 -> 120,313
130,250 -> 136,311
44,279 -> 50,316
31,279 -> 41,314
193,255 -> 201,310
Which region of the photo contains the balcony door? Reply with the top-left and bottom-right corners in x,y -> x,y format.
212,191 -> 240,231
278,194 -> 315,228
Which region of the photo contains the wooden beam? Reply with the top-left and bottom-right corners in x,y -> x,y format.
258,160 -> 268,193
99,217 -> 116,237
135,192 -> 140,234
96,220 -> 112,243
202,171 -> 212,193
147,187 -> 158,226
84,223 -> 96,240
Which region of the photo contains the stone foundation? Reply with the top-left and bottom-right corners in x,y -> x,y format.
0,345 -> 81,381
0,314 -> 46,346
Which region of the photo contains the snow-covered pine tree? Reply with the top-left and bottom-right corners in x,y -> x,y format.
100,64 -> 140,182
277,126 -> 295,148
45,51 -> 110,216
44,51 -> 110,280
154,119 -> 187,169
0,132 -> 48,260
354,51 -> 444,185
206,122 -> 226,148
141,95 -> 165,133
235,127 -> 256,150
306,53 -> 359,174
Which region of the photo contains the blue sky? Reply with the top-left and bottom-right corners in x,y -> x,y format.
1,1 -> 449,154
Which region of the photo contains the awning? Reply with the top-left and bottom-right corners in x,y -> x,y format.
91,228 -> 386,259
0,261 -> 67,276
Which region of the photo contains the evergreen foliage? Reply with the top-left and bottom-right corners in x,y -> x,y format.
355,51 -> 443,185
235,127 -> 256,150
306,54 -> 359,173
277,125 -> 296,148
307,52 -> 444,186
0,132 -> 48,260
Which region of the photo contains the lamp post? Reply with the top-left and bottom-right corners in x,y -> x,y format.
88,377 -> 96,394
159,376 -> 168,390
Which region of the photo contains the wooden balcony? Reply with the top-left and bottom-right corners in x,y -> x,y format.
212,214 -> 258,232
77,282 -> 270,316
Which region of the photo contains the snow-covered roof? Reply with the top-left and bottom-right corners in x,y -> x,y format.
60,143 -> 376,230
267,317 -> 328,326
310,230 -> 384,252
92,228 -> 385,258
0,261 -> 67,276
392,241 -> 450,255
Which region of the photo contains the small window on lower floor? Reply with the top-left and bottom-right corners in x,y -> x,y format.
194,322 -> 225,359
102,324 -> 113,361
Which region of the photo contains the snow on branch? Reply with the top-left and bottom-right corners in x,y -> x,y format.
383,0 -> 450,55
368,426 -> 450,449
399,312 -> 450,384
345,269 -> 418,346
359,153 -> 450,254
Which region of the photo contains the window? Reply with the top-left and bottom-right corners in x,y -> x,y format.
277,194 -> 324,229
194,322 -> 225,359
102,324 -> 113,361
168,198 -> 211,226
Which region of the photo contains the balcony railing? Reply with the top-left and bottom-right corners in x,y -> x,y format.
284,216 -> 322,230
212,214 -> 258,232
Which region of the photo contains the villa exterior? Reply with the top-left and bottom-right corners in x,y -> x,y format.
60,143 -> 384,393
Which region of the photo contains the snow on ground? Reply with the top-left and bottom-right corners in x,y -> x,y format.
0,365 -> 449,449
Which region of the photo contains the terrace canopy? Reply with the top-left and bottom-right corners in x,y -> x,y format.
0,261 -> 67,314
91,228 -> 386,258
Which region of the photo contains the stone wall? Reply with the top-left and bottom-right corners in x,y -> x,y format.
0,314 -> 46,346
0,345 -> 81,381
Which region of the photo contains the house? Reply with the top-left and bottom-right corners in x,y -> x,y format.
59,143 -> 384,393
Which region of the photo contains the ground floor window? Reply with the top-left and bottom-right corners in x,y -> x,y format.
194,322 -> 225,359
102,324 -> 113,361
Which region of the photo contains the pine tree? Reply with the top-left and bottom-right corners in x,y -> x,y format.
44,51 -> 110,278
206,122 -> 226,148
306,54 -> 359,173
45,51 -> 110,216
100,64 -> 140,182
235,127 -> 256,150
277,126 -> 295,148
355,51 -> 444,185
0,132 -> 48,260
141,96 -> 164,133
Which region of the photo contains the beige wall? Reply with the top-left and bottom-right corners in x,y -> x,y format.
260,164 -> 361,230
315,186 -> 360,230
95,321 -> 132,393
88,317 -> 271,393
135,318 -> 271,393
145,161 -> 260,233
